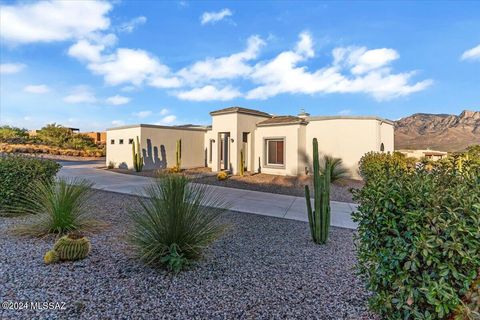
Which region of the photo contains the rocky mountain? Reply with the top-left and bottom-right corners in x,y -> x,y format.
394,110 -> 480,152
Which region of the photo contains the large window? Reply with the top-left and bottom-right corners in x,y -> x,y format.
266,139 -> 285,166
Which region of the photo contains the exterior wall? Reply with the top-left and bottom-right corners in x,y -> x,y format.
305,118 -> 394,178
139,127 -> 206,170
106,127 -> 142,169
106,126 -> 206,170
209,113 -> 269,174
254,124 -> 305,176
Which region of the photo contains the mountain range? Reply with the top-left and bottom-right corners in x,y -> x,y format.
394,110 -> 480,152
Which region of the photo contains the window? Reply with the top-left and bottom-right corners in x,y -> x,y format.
209,139 -> 213,163
242,132 -> 249,143
128,139 -> 134,144
265,139 -> 285,166
110,139 -> 115,145
380,143 -> 385,152
119,139 -> 124,145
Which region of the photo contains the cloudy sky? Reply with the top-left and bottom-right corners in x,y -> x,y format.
0,0 -> 479,131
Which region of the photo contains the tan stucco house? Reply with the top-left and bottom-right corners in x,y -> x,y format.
106,106 -> 394,177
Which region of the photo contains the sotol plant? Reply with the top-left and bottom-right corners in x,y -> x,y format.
129,174 -> 229,272
304,138 -> 349,244
132,136 -> 143,172
13,178 -> 103,236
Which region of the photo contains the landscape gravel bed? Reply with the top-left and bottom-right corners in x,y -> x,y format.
0,190 -> 376,319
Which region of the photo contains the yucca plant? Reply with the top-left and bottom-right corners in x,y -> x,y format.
12,178 -> 103,236
129,174 -> 229,272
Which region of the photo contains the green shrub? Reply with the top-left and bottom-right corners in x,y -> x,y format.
0,125 -> 29,143
129,174 -> 229,272
353,155 -> 480,319
358,151 -> 416,181
13,178 -> 104,236
0,155 -> 60,213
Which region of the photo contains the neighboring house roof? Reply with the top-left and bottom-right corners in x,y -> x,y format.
257,115 -> 307,127
424,151 -> 447,156
210,106 -> 271,117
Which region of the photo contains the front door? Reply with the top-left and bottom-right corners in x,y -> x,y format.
220,133 -> 230,171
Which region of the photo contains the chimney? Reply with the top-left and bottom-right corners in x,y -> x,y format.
298,108 -> 310,118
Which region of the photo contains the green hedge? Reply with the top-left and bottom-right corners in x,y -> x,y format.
358,151 -> 416,180
353,154 -> 480,319
0,155 -> 61,212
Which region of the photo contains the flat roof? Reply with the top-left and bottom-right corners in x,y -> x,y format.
307,115 -> 394,125
106,124 -> 209,132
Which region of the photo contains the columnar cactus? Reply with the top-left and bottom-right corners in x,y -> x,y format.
239,148 -> 245,176
176,139 -> 182,170
304,138 -> 332,244
132,136 -> 143,172
53,234 -> 91,261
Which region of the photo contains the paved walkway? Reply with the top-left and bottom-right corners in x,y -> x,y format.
58,161 -> 358,229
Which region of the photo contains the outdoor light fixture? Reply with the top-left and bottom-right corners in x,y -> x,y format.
231,138 -> 234,143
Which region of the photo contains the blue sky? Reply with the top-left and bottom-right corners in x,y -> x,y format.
0,0 -> 479,131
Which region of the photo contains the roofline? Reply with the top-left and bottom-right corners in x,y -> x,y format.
257,121 -> 308,127
210,108 -> 271,118
306,115 -> 394,125
106,124 -> 209,132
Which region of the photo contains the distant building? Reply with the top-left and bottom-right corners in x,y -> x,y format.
398,149 -> 448,161
84,132 -> 107,144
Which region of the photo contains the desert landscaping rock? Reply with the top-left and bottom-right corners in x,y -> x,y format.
0,190 -> 376,319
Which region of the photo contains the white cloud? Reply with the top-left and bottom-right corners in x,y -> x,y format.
106,95 -> 130,105
111,120 -> 125,127
68,40 -> 105,62
176,85 -> 241,101
24,84 -> 50,94
461,44 -> 480,61
133,110 -> 152,118
338,109 -> 351,115
200,8 -> 232,25
87,47 -> 181,87
159,108 -> 169,115
157,115 -> 177,124
118,16 -> 147,33
178,35 -> 265,83
0,63 -> 26,74
246,32 -> 432,101
0,0 -> 112,44
63,86 -> 96,104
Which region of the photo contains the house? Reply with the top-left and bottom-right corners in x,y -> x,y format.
398,149 -> 448,161
106,106 -> 394,177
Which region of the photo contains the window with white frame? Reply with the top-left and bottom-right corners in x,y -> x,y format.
265,138 -> 285,166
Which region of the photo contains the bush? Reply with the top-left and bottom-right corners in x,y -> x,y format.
0,125 -> 29,143
13,178 -> 104,236
0,155 -> 60,213
358,151 -> 416,181
217,171 -> 228,180
129,174 -> 229,272
353,154 -> 480,319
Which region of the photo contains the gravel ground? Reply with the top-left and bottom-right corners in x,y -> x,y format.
108,168 -> 362,203
0,190 -> 376,320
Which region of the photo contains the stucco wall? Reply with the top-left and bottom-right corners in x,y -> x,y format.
305,118 -> 394,178
209,112 -> 269,174
254,124 -> 305,176
106,126 -> 206,170
139,127 -> 206,170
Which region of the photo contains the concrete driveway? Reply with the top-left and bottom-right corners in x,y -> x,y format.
58,161 -> 358,229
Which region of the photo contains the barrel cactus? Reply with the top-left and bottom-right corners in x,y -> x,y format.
53,233 -> 91,261
43,250 -> 59,264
